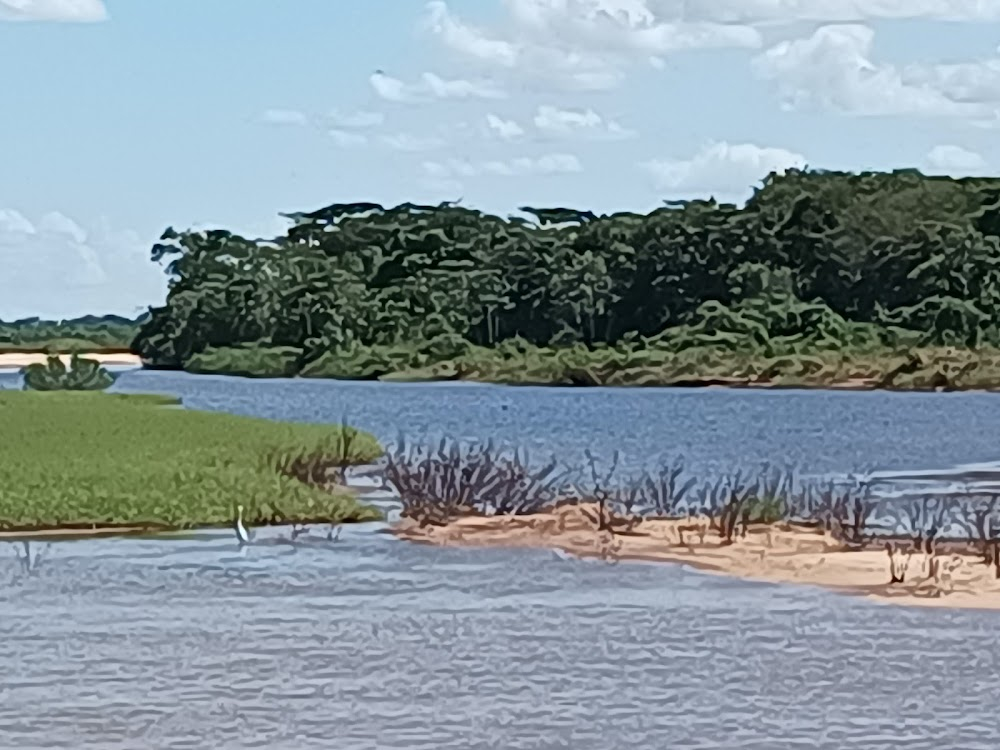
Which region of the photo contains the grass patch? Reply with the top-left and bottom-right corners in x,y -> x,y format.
0,391 -> 384,532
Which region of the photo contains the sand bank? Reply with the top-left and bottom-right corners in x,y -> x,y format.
0,352 -> 141,370
393,504 -> 1000,610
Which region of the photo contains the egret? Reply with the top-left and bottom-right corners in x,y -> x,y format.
234,504 -> 251,546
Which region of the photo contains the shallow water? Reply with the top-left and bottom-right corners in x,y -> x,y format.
3,369 -> 1000,747
3,507 -> 1000,750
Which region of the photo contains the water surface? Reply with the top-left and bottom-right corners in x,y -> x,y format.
3,513 -> 999,750
3,369 -> 1000,748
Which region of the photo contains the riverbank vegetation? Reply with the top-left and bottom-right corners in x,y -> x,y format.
21,354 -> 116,391
386,439 -> 1000,605
0,392 -> 382,534
0,314 -> 143,354
128,169 -> 1000,389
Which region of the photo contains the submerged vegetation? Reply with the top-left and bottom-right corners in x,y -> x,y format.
0,392 -> 382,533
126,169 -> 1000,388
21,354 -> 116,391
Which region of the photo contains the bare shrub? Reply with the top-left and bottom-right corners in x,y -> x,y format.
385,437 -> 566,527
807,481 -> 877,545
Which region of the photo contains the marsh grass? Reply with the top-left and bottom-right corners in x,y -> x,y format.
0,392 -> 383,532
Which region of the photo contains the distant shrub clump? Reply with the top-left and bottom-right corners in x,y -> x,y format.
21,354 -> 115,391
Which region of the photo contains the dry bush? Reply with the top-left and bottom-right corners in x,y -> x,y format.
385,437 -> 567,527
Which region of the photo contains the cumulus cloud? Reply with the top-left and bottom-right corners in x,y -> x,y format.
370,70 -> 505,103
328,129 -> 368,148
753,24 -> 985,117
533,105 -> 635,139
641,141 -> 806,202
424,0 -> 519,67
423,0 -> 760,91
379,133 -> 446,151
421,0 -> 1000,96
924,144 -> 988,174
260,108 -> 308,126
903,58 -> 1000,110
485,113 -> 526,141
328,109 -> 385,128
0,0 -> 106,22
423,153 -> 583,180
0,209 -> 168,320
683,0 -> 1000,24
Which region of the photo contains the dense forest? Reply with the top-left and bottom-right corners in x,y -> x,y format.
128,168 -> 1000,388
0,314 -> 142,353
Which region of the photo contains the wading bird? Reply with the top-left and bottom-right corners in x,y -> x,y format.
234,504 -> 252,547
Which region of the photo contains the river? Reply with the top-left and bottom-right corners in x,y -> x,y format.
2,368 -> 1000,748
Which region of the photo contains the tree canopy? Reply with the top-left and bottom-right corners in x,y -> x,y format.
130,169 -> 1000,379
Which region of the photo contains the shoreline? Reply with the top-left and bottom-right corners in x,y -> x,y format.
0,504 -> 374,542
87,360 -> 1000,393
392,504 -> 1000,611
2,352 -> 996,393
0,351 -> 142,370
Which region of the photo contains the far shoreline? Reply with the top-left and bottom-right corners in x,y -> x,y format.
2,348 -> 997,394
0,351 -> 142,370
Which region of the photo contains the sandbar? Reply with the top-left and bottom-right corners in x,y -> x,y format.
393,503 -> 1000,610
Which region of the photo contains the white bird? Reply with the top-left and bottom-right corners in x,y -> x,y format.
234,504 -> 251,546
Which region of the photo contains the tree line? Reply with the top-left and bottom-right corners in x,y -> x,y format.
0,314 -> 142,352
129,169 -> 1000,378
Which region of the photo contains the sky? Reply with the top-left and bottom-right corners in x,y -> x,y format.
3,1 -> 1000,320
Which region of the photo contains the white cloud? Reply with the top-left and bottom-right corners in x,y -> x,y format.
0,209 -> 167,320
370,70 -> 505,102
685,0 -> 1000,24
328,109 -> 384,128
533,104 -> 635,139
423,0 -> 761,91
328,129 -> 368,147
485,113 -> 526,140
260,108 -> 308,126
423,153 -> 583,180
380,133 -> 446,151
641,141 -> 806,202
903,58 -> 1000,108
0,209 -> 35,235
424,0 -> 518,67
753,24 -> 985,117
924,144 -> 988,174
37,211 -> 88,244
0,0 -> 106,22
420,0 -> 1000,98
422,71 -> 505,99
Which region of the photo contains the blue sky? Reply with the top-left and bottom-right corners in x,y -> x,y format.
3,0 -> 1000,319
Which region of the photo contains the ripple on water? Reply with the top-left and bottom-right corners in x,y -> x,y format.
5,371 -> 1000,747
2,529 -> 1000,749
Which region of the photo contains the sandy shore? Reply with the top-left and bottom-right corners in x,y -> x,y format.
0,352 -> 141,370
393,504 -> 1000,610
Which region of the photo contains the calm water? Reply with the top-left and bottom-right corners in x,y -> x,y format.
3,368 -> 1000,748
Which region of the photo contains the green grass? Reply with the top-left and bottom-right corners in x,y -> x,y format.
0,391 -> 384,532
